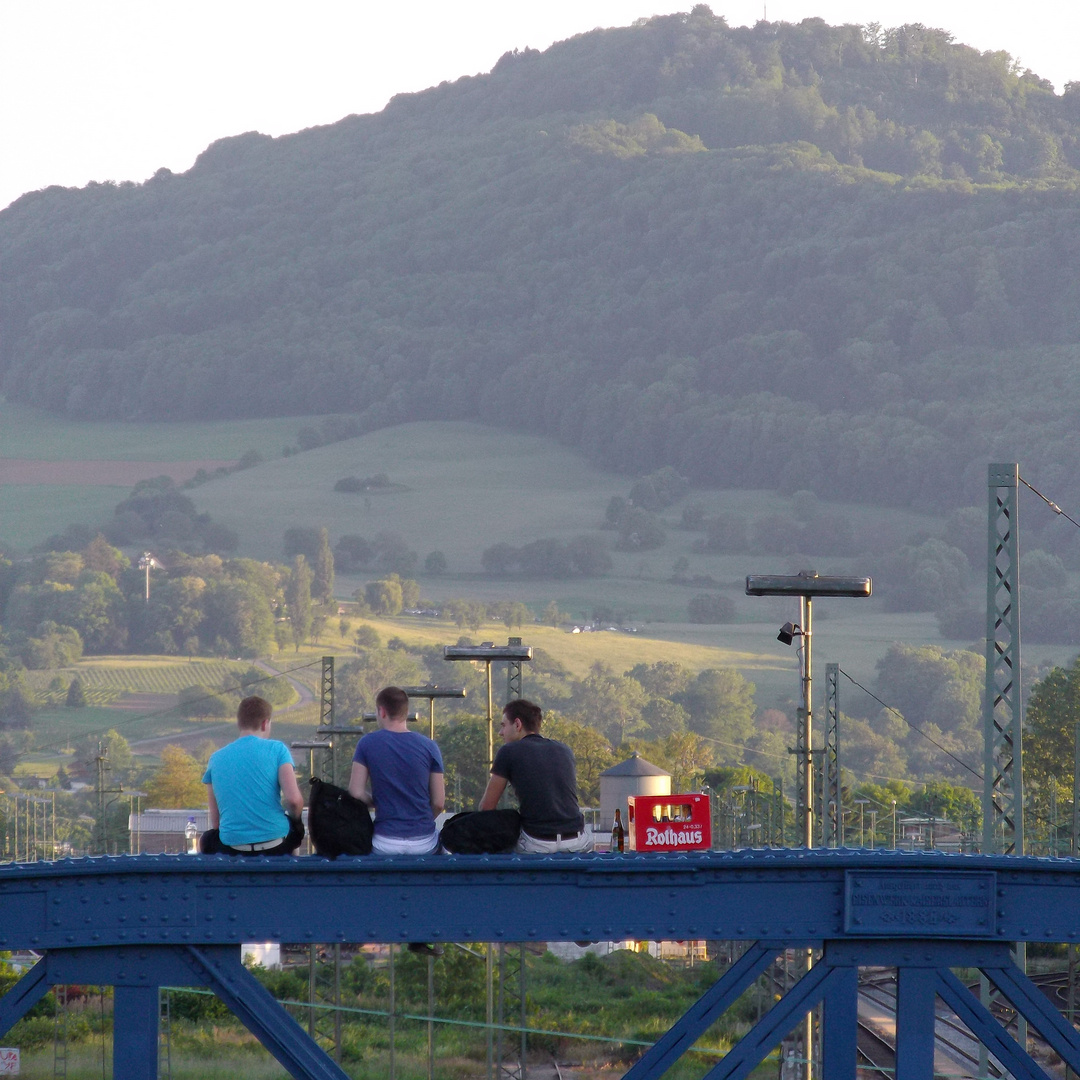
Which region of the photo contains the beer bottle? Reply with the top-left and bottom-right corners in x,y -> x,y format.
611,809 -> 625,853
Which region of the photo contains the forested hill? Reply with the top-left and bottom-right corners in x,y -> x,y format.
5,7 -> 1080,511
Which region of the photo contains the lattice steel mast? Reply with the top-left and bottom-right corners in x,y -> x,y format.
983,464 -> 1023,856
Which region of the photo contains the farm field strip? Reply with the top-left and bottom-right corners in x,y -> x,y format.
27,659 -> 249,694
33,687 -> 122,707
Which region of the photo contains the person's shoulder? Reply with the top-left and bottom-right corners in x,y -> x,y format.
538,736 -> 575,759
355,728 -> 383,752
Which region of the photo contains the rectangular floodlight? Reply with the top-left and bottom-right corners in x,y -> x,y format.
317,715 -> 423,734
444,645 -> 533,661
745,574 -> 872,598
400,685 -> 467,699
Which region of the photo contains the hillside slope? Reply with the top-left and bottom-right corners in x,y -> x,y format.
4,9 -> 1080,511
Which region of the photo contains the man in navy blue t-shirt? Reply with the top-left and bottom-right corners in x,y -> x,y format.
349,686 -> 445,855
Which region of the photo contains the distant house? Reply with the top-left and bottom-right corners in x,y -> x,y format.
898,815 -> 966,853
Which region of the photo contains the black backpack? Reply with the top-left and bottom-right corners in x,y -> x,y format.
440,809 -> 521,854
307,776 -> 373,858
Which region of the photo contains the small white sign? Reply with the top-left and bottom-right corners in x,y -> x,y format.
0,1047 -> 19,1074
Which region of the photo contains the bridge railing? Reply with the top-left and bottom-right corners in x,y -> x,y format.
2,848 -> 1079,1080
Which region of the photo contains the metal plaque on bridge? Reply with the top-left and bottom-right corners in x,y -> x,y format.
844,871 -> 996,937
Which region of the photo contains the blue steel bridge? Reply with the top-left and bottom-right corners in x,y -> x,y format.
2,847 -> 1079,1080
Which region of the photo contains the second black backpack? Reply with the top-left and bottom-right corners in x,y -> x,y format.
440,809 -> 521,854
307,776 -> 374,858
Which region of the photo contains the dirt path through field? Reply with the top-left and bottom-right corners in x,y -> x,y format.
129,723 -> 236,755
0,459 -> 236,484
253,660 -> 316,713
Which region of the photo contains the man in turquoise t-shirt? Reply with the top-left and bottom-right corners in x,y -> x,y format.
201,696 -> 305,855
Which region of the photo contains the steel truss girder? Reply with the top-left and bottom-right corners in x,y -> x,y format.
648,940 -> 1078,1080
622,942 -> 778,1080
0,945 -> 350,1080
4,853 -> 1080,1080
6,851 -> 1080,947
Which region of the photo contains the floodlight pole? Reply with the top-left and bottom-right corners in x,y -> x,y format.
138,552 -> 157,602
746,572 -> 871,1080
745,573 -> 871,847
799,593 -> 813,848
443,642 -> 533,767
400,686 -> 467,739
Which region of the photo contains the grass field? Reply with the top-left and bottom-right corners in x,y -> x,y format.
190,421 -> 937,577
0,483 -> 128,550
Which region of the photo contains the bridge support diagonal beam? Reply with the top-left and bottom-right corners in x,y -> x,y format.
983,964 -> 1080,1071
622,943 -> 778,1080
702,959 -> 836,1080
821,964 -> 857,1080
0,958 -> 50,1038
113,986 -> 159,1080
185,947 -> 350,1080
895,968 -> 936,1080
935,968 -> 1048,1080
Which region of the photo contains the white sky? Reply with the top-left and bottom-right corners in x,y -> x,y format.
1,0 -> 1076,211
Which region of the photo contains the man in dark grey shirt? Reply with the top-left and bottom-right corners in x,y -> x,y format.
479,699 -> 589,852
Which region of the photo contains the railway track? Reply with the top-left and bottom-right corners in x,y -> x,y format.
858,969 -> 1006,1077
756,955 -> 1080,1076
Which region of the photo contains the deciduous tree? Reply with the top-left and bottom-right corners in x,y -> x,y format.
312,527 -> 335,606
285,556 -> 313,651
146,745 -> 209,808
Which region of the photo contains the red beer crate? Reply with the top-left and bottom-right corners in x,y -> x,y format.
627,794 -> 712,852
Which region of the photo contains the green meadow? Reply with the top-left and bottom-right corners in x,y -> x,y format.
0,484 -> 127,551
188,421 -> 935,577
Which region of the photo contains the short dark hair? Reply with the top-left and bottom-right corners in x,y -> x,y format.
503,699 -> 542,733
376,686 -> 410,719
237,695 -> 272,730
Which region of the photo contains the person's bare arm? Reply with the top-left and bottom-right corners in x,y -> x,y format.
429,771 -> 445,816
348,761 -> 373,806
278,763 -> 305,818
478,774 -> 508,812
206,784 -> 220,829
